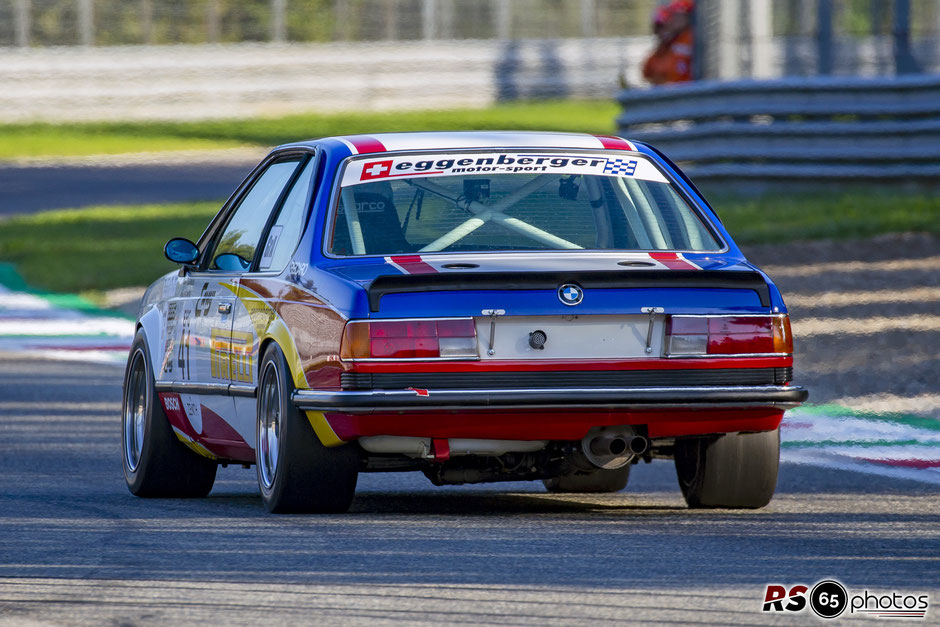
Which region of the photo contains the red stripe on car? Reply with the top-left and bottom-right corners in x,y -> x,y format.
324,408 -> 784,441
351,356 -> 792,373
388,255 -> 438,275
595,135 -> 636,151
649,252 -> 699,270
345,135 -> 387,154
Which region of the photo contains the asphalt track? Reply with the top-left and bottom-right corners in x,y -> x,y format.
0,357 -> 938,625
0,159 -> 254,215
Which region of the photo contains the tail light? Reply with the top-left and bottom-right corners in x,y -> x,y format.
665,315 -> 792,356
340,318 -> 478,361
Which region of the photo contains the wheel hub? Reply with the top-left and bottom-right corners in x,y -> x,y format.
258,365 -> 281,489
123,351 -> 147,472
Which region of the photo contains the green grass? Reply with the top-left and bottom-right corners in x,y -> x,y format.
715,191 -> 940,244
0,190 -> 935,295
0,202 -> 218,292
0,127 -> 246,159
0,100 -> 620,159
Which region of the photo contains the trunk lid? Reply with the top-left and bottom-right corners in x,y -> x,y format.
321,252 -> 774,361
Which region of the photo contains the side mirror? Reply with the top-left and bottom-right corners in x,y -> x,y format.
164,238 -> 199,264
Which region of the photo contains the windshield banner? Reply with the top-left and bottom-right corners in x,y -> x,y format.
342,151 -> 668,186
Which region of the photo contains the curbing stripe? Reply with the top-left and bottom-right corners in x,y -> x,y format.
0,263 -> 135,320
0,264 -> 134,364
782,439 -> 940,449
795,403 -> 940,433
781,406 -> 940,485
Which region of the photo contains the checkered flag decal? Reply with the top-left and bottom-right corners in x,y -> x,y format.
602,158 -> 637,176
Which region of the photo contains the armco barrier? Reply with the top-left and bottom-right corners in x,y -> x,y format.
616,75 -> 940,180
0,37 -> 652,122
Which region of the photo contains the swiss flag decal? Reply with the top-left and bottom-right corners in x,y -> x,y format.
360,160 -> 394,181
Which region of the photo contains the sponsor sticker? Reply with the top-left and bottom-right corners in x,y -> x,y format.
162,395 -> 181,411
162,275 -> 176,300
259,224 -> 283,270
181,394 -> 202,434
287,260 -> 308,281
210,328 -> 254,384
342,152 -> 667,186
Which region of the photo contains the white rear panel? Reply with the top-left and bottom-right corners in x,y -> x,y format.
475,314 -> 664,360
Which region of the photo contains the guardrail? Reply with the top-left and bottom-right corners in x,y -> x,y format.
0,37 -> 651,123
616,75 -> 940,180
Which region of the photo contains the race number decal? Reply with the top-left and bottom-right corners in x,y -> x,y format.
176,311 -> 192,380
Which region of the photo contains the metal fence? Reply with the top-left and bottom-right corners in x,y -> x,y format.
617,74 -> 940,181
0,37 -> 655,122
0,0 -> 659,47
1,1 -> 938,82
694,0 -> 940,79
2,1 -> 939,75
2,0 -> 939,123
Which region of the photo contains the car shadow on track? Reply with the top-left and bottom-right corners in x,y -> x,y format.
191,489 -> 691,517
349,492 -> 690,515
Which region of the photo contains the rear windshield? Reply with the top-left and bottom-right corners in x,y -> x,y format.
327,151 -> 721,256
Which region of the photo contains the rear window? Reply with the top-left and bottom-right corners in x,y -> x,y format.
327,151 -> 721,256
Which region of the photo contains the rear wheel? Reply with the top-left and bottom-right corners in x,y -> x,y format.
122,331 -> 217,497
674,429 -> 780,509
256,344 -> 359,513
543,465 -> 631,493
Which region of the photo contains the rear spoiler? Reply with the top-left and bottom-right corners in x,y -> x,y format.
367,270 -> 771,312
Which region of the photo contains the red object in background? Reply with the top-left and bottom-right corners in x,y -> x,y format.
643,28 -> 693,85
653,6 -> 672,26
643,0 -> 695,85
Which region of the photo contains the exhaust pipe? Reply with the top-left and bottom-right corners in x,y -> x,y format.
579,426 -> 647,470
589,435 -> 628,457
628,435 -> 649,456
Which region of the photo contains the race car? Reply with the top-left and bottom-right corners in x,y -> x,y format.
122,131 -> 807,513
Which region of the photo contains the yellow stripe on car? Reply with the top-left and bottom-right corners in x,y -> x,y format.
172,426 -> 218,460
221,281 -> 347,447
305,411 -> 346,447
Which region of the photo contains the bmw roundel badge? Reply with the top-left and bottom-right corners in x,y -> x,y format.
558,283 -> 583,306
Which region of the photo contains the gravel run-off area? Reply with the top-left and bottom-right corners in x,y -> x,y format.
743,232 -> 939,419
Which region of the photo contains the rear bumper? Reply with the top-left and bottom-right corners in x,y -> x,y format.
292,385 -> 808,414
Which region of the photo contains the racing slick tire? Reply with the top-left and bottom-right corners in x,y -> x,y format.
542,465 -> 631,493
674,428 -> 780,509
122,330 -> 218,498
256,343 -> 359,514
